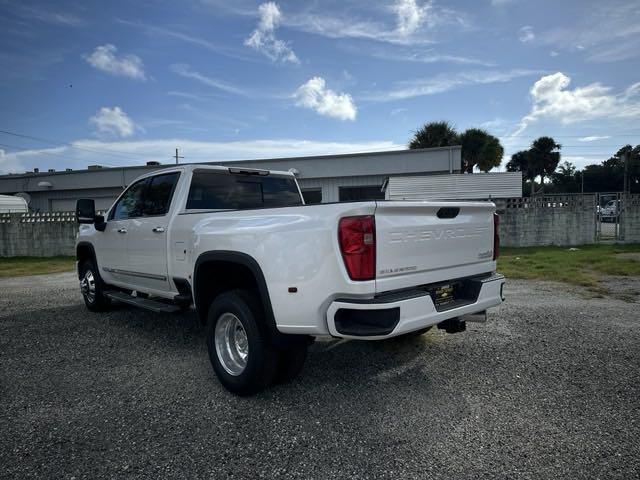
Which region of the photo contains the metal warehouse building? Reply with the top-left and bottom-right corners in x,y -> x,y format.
0,146 -> 461,212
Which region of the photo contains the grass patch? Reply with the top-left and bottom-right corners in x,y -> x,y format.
498,244 -> 640,294
0,256 -> 75,278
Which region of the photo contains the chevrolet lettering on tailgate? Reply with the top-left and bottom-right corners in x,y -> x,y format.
388,226 -> 489,243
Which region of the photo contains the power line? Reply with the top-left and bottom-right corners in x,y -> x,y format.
0,142 -> 119,167
0,142 -> 76,162
0,129 -> 153,161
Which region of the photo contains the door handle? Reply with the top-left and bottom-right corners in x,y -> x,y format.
117,228 -> 127,234
152,227 -> 166,233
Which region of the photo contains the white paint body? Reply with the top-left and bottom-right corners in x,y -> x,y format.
78,165 -> 504,339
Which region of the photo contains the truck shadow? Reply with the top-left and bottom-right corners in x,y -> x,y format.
116,305 -> 443,388
302,334 -> 439,391
9,301 -> 447,398
94,302 -> 443,391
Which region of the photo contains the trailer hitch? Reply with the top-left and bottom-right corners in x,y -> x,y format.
437,317 -> 466,334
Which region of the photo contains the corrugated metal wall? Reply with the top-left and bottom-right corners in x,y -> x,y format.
28,188 -> 123,212
386,172 -> 523,200
298,175 -> 387,203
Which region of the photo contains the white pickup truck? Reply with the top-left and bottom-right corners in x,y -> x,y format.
76,164 -> 505,395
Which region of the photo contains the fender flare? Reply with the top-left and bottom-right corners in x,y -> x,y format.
193,250 -> 285,342
76,241 -> 99,279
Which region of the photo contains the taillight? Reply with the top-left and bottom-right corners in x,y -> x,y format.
493,212 -> 500,260
338,215 -> 376,281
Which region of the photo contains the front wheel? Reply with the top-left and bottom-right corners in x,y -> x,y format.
79,260 -> 111,312
206,290 -> 278,396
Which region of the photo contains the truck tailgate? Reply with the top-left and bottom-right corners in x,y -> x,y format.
374,200 -> 496,293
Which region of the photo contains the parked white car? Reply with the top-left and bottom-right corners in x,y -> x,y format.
76,164 -> 505,394
601,200 -> 620,220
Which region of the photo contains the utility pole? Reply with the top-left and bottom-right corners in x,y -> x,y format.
174,148 -> 184,165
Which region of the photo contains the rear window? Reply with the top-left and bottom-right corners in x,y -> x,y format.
186,171 -> 303,210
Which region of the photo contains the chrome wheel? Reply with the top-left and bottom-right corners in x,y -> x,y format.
80,269 -> 96,303
215,313 -> 249,376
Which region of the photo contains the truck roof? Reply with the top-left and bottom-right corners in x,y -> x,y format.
133,163 -> 296,181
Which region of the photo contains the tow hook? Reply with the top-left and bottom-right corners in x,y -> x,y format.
437,317 -> 466,333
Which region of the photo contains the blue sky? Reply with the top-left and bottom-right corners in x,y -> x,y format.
1,0 -> 639,173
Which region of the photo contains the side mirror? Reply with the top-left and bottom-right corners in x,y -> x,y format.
76,199 -> 96,224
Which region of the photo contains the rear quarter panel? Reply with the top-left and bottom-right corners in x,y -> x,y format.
170,202 -> 378,335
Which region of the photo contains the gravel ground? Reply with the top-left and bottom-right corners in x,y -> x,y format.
1,272 -> 639,479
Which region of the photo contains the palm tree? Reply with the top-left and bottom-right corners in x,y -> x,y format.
506,137 -> 562,195
506,150 -> 536,195
530,136 -> 562,187
478,135 -> 504,172
459,128 -> 504,173
409,121 -> 458,149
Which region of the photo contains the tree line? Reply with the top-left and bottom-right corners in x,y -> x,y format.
408,121 -> 639,195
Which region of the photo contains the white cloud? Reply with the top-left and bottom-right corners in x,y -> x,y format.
294,77 -> 357,121
85,44 -> 146,81
0,139 -> 402,173
479,118 -> 511,134
578,135 -> 611,142
171,64 -> 250,97
14,5 -> 84,27
391,107 -> 408,116
365,69 -> 539,101
362,46 -> 494,66
561,156 -> 605,170
282,1 -> 467,46
513,72 -> 640,135
117,19 -> 253,62
0,149 -> 25,174
550,50 -> 559,57
533,1 -> 640,63
244,2 -> 299,64
89,107 -> 138,138
518,26 -> 535,43
394,0 -> 426,37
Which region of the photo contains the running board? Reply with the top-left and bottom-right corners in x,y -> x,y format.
105,291 -> 182,313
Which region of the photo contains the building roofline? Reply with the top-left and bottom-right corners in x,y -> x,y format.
221,145 -> 461,164
0,146 -> 461,180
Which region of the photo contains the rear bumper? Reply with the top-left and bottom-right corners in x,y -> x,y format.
326,273 -> 505,340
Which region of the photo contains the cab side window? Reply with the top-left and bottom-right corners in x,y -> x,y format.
143,172 -> 180,216
110,179 -> 147,220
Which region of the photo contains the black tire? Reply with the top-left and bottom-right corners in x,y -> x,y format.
79,259 -> 111,312
206,290 -> 278,396
274,343 -> 308,385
